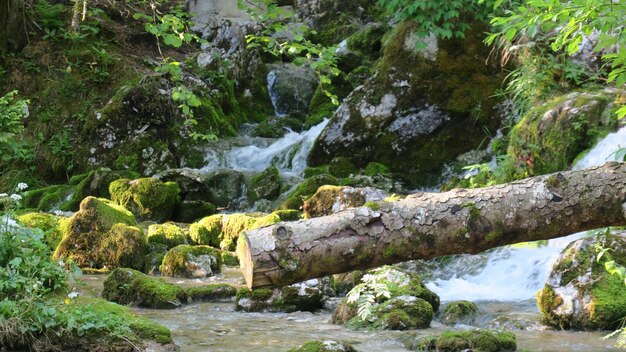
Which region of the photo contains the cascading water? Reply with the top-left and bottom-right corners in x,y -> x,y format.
426,125 -> 626,301
200,119 -> 329,177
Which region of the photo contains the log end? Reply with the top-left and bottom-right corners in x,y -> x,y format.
236,232 -> 254,289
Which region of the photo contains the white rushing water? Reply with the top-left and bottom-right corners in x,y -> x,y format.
200,119 -> 329,177
426,125 -> 626,301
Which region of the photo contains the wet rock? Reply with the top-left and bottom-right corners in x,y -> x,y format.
174,200 -> 217,223
109,177 -> 180,222
404,329 -> 517,352
267,62 -> 318,117
508,88 -> 623,175
537,232 -> 626,330
102,268 -> 188,309
440,300 -> 479,326
331,270 -> 364,296
303,185 -> 386,218
279,174 -> 338,210
53,197 -> 146,270
328,156 -> 357,178
154,168 -> 212,202
160,245 -> 222,278
187,284 -> 238,303
287,340 -> 356,352
147,222 -> 189,249
206,169 -> 245,208
247,166 -> 282,202
235,278 -> 332,312
308,21 -> 505,187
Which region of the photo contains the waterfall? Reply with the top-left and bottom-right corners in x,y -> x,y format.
426,125 -> 626,301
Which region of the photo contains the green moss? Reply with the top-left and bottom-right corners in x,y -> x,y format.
247,166 -> 281,202
187,284 -> 237,302
236,288 -> 273,301
175,200 -> 217,223
271,209 -> 301,221
280,174 -> 338,210
221,251 -> 239,266
21,184 -> 75,211
363,162 -> 389,176
303,165 -> 330,179
109,178 -> 180,222
147,222 -> 188,249
53,197 -> 145,270
160,245 -> 222,278
440,300 -> 479,325
102,268 -> 188,309
435,329 -> 516,352
328,157 -> 357,178
287,340 -> 357,352
189,214 -> 224,246
365,201 -> 381,211
16,212 -> 63,250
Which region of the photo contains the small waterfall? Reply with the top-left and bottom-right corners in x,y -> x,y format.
426,126 -> 626,301
200,119 -> 329,177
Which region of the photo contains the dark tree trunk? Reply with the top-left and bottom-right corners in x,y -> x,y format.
0,0 -> 27,53
237,162 -> 626,289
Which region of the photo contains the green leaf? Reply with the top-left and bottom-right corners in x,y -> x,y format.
163,34 -> 183,48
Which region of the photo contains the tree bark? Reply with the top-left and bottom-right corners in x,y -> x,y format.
237,162 -> 626,289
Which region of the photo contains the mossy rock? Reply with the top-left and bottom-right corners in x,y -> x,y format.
440,300 -> 479,325
21,184 -> 75,211
434,329 -> 517,352
16,212 -> 63,251
302,185 -> 384,218
221,251 -> 239,266
308,21 -> 505,188
109,177 -> 180,222
235,280 -> 327,313
63,168 -> 130,211
508,88 -> 622,175
102,268 -> 188,309
279,174 -> 338,210
247,166 -> 281,202
328,157 -> 357,178
272,209 -> 302,221
303,165 -> 330,178
147,222 -> 189,249
332,271 -> 364,296
189,213 -> 281,251
537,232 -> 626,330
53,197 -> 146,270
144,251 -> 165,275
187,284 -> 238,302
347,22 -> 388,57
174,200 -> 217,223
347,296 -> 434,330
160,245 -> 222,278
287,340 -> 357,352
363,162 -> 389,176
206,169 -> 245,208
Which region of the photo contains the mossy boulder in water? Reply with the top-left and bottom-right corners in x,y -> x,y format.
235,278 -> 331,312
146,222 -> 189,249
160,245 -> 222,278
440,300 -> 479,325
20,184 -> 75,211
328,157 -> 358,178
102,268 -> 188,309
189,212 -> 281,250
287,340 -> 357,352
406,329 -> 517,352
508,88 -> 623,176
109,177 -> 180,222
53,197 -> 146,270
333,266 -> 439,330
187,284 -> 238,303
303,185 -> 386,218
16,212 -> 63,251
279,174 -> 338,210
537,232 -> 626,330
308,21 -> 504,187
247,166 -> 282,202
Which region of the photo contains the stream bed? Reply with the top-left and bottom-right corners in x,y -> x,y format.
76,271 -> 618,352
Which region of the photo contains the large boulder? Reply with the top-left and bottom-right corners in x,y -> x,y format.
147,222 -> 189,249
308,21 -> 505,187
53,197 -> 146,270
406,329 -> 517,352
508,88 -> 623,175
206,169 -> 246,208
102,268 -> 188,309
189,212 -> 281,250
16,212 -> 63,251
247,166 -> 282,202
267,63 -> 318,117
160,245 -> 222,278
537,232 -> 626,330
109,177 -> 180,222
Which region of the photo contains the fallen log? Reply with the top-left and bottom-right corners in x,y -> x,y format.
237,162 -> 626,289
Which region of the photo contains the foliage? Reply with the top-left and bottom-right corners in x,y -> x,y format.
240,0 -> 340,105
484,0 -> 626,118
346,272 -> 391,321
0,91 -> 31,164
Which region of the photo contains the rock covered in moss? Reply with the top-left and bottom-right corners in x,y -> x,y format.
20,184 -> 75,211
508,88 -> 623,175
333,266 -> 439,329
303,185 -> 386,218
406,329 -> 517,352
64,168 -> 130,211
102,268 -> 188,309
187,284 -> 238,303
53,197 -> 146,270
205,169 -> 246,208
109,177 -> 180,222
221,251 -> 239,266
16,212 -> 63,251
308,21 -> 505,188
272,209 -> 302,221
280,174 -> 338,210
160,245 -> 222,278
267,62 -> 318,117
175,200 -> 217,223
287,340 -> 357,352
328,157 -> 358,178
154,168 -> 212,201
247,166 -> 282,202
147,222 -> 189,249
189,212 -> 281,250
537,232 -> 626,330
235,278 -> 330,312
440,300 -> 479,325
332,271 -> 364,296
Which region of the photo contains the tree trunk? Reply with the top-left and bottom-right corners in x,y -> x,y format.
0,0 -> 27,52
237,162 -> 626,289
